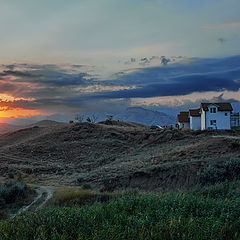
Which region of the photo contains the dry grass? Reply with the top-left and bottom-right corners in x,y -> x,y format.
0,122 -> 239,190
50,187 -> 118,207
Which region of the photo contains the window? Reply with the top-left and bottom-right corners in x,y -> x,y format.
225,113 -> 228,116
210,108 -> 216,113
210,120 -> 216,125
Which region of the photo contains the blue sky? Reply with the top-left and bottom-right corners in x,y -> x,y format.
0,0 -> 239,64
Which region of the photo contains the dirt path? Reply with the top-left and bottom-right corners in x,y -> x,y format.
10,185 -> 53,218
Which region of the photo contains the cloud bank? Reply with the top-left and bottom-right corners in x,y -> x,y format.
0,55 -> 240,120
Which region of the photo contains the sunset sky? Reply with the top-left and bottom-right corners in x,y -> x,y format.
0,0 -> 240,123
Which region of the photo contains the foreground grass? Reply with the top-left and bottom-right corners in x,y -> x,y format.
1,182 -> 240,240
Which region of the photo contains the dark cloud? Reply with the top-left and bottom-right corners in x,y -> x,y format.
90,73 -> 240,99
0,56 -> 240,116
0,70 -> 38,78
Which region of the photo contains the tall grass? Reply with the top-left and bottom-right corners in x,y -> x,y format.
50,188 -> 117,206
1,183 -> 240,240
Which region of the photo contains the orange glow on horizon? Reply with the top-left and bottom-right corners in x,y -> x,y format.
0,94 -> 46,119
0,108 -> 45,118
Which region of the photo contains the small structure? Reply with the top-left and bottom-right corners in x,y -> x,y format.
177,112 -> 190,129
177,102 -> 234,130
189,109 -> 201,130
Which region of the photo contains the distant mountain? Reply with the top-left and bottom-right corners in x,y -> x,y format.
27,120 -> 63,128
0,123 -> 22,133
0,120 -> 63,134
114,107 -> 176,126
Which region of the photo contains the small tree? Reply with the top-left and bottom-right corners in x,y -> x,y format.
86,114 -> 98,123
106,115 -> 113,121
91,114 -> 98,123
86,117 -> 92,123
75,114 -> 85,123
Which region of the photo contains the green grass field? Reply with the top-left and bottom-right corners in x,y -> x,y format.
1,181 -> 240,240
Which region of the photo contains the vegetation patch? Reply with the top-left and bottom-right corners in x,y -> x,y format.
1,182 -> 240,240
198,157 -> 240,185
49,187 -> 118,207
0,180 -> 33,220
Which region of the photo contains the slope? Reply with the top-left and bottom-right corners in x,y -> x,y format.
0,122 -> 239,190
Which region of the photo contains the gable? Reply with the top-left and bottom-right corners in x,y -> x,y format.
177,112 -> 190,123
189,108 -> 201,117
201,102 -> 233,112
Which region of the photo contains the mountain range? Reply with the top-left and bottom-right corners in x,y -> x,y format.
0,107 -> 176,133
114,107 -> 176,126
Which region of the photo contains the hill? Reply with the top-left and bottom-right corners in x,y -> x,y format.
0,123 -> 22,134
27,120 -> 63,128
0,122 -> 239,190
0,120 -> 63,134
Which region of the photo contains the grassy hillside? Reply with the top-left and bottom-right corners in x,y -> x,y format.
0,121 -> 239,190
1,181 -> 240,240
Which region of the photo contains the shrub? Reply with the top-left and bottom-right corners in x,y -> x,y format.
198,165 -> 226,185
7,173 -> 14,179
198,158 -> 240,185
81,183 -> 92,190
0,180 -> 27,204
224,157 -> 240,180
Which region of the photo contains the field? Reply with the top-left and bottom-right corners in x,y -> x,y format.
0,122 -> 240,239
1,181 -> 240,240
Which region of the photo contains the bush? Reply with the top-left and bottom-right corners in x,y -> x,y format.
81,184 -> 92,190
224,157 -> 240,180
198,165 -> 226,185
0,180 -> 27,204
198,158 -> 240,185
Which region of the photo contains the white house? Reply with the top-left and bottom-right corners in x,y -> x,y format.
177,102 -> 233,130
200,103 -> 232,130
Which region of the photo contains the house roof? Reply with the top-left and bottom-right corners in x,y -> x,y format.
189,108 -> 201,117
200,102 -> 233,112
177,112 -> 190,123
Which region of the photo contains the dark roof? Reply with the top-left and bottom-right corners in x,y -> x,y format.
189,108 -> 201,117
177,112 -> 190,123
200,102 -> 233,112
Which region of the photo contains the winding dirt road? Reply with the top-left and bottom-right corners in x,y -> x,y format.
10,185 -> 53,218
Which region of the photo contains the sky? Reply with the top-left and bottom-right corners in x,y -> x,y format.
0,0 -> 240,123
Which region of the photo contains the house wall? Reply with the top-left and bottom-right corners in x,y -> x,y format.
201,109 -> 206,130
190,116 -> 201,130
205,110 -> 231,130
231,113 -> 240,127
178,122 -> 190,129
